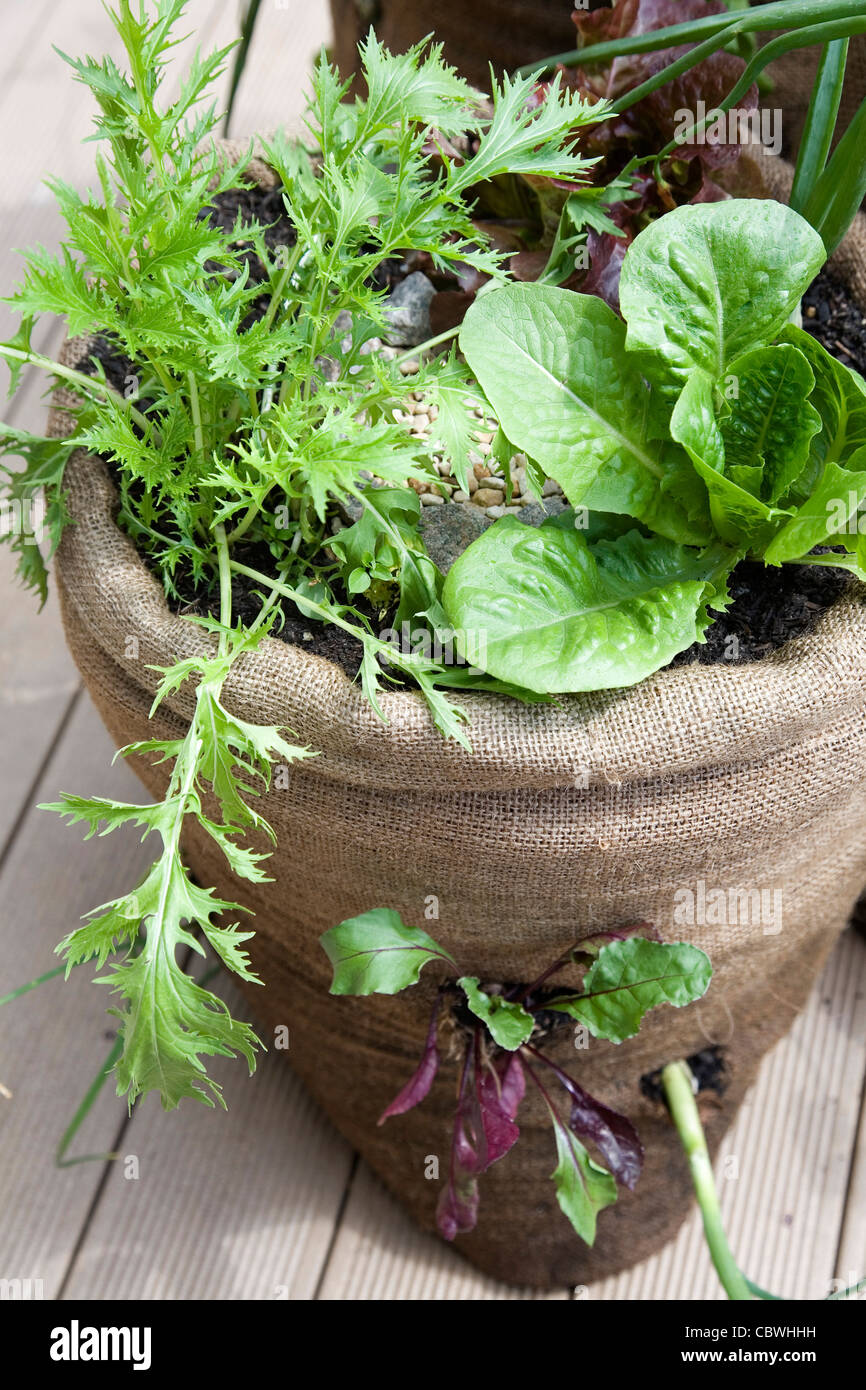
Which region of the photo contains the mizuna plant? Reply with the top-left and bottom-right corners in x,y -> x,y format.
0,1 -> 607,1108
441,199 -> 866,693
320,910 -> 711,1243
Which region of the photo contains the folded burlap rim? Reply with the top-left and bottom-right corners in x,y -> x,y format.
50,145 -> 866,794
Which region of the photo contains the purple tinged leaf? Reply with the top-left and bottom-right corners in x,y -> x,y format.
436,1043 -> 528,1240
436,1166 -> 479,1241
572,1 -> 757,164
582,230 -> 629,314
497,1052 -> 526,1119
476,1053 -> 525,1166
526,1045 -> 643,1189
564,1077 -> 644,1191
437,1044 -> 482,1240
378,995 -> 441,1125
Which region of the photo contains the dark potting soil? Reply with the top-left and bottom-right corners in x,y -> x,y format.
640,1046 -> 728,1105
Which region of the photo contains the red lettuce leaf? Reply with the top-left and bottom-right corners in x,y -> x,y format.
527,1046 -> 644,1191
476,1052 -> 525,1165
378,995 -> 441,1124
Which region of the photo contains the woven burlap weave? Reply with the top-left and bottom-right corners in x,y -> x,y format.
49,147 -> 866,1288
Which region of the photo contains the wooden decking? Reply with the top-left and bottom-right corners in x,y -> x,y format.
0,0 -> 864,1301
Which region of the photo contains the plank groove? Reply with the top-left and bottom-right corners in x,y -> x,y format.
0,697 -> 155,1297
588,930 -> 866,1301
61,985 -> 354,1301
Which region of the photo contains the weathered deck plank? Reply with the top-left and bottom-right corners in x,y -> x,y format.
61,982 -> 354,1301
0,697 -> 153,1296
589,929 -> 866,1301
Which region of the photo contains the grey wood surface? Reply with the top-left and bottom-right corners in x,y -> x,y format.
0,0 -> 863,1301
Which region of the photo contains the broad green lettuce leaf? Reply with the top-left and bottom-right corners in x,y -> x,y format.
777,325 -> 866,491
720,345 -> 821,504
441,518 -> 733,694
458,976 -> 535,1050
459,284 -> 711,545
320,908 -> 456,995
763,450 -> 866,565
619,200 -> 825,396
671,371 -> 792,550
546,939 -> 712,1044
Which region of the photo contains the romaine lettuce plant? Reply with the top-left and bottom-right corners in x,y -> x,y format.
441,197 -> 866,693
320,910 -> 711,1244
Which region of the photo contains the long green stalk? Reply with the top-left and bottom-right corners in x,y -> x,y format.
661,1060 -> 753,1301
516,1 -> 866,77
612,16 -> 866,121
790,39 -> 850,213
0,964 -> 68,1006
803,93 -> 866,255
223,0 -> 262,137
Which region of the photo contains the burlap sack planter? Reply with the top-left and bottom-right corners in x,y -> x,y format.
49,150 -> 866,1289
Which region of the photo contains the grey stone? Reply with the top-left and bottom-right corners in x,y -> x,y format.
418,500 -> 493,573
383,271 -> 435,347
516,497 -> 569,527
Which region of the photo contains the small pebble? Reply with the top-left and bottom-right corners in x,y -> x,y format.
467,473 -> 478,494
413,412 -> 430,431
474,487 -> 505,507
399,359 -> 420,375
452,489 -> 470,502
486,505 -> 506,518
503,505 -> 523,515
473,460 -> 490,481
420,492 -> 445,505
542,477 -> 562,497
